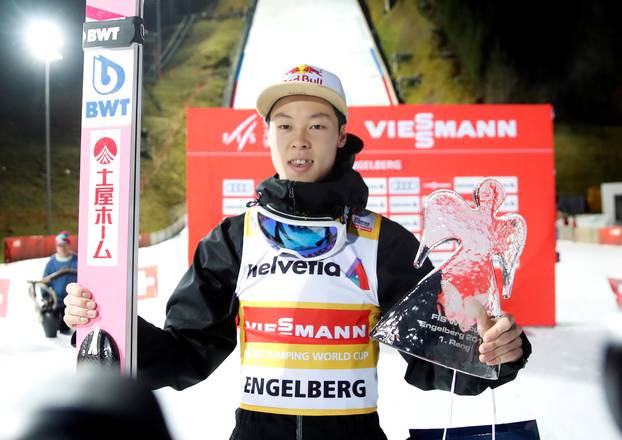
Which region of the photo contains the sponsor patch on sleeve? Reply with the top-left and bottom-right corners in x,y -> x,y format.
349,211 -> 380,240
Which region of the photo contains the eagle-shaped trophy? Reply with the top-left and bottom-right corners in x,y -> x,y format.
370,178 -> 526,379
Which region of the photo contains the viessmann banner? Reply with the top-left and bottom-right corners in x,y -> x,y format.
186,105 -> 555,326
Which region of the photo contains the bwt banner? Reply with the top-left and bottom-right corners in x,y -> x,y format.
186,105 -> 555,326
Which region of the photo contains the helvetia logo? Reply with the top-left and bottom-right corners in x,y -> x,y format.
346,258 -> 370,290
93,137 -> 117,164
247,256 -> 341,278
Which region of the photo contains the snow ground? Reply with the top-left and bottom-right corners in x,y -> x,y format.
0,238 -> 621,439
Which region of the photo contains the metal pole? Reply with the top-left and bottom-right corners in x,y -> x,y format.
45,60 -> 52,235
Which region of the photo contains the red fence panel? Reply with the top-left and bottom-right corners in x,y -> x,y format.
599,227 -> 622,245
3,235 -> 78,263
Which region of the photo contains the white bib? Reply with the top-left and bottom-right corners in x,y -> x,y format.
235,207 -> 383,415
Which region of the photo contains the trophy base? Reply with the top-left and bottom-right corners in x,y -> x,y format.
370,272 -> 499,380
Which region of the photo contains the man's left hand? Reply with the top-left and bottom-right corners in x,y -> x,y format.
477,313 -> 524,366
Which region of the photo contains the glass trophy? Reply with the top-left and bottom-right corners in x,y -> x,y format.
370,178 -> 526,379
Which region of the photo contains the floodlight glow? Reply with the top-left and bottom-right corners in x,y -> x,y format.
26,20 -> 63,62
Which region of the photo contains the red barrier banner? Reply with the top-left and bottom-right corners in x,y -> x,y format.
187,105 -> 555,326
0,279 -> 9,317
599,227 -> 622,245
3,235 -> 78,263
3,232 -> 160,263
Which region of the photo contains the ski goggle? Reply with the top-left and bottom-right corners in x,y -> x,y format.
256,205 -> 347,261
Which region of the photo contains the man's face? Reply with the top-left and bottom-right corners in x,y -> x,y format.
56,243 -> 70,257
268,95 -> 346,183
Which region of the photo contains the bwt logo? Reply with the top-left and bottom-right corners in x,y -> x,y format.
83,27 -> 120,44
86,55 -> 130,119
92,55 -> 125,95
85,99 -> 130,119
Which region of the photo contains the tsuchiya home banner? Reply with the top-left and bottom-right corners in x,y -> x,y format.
77,0 -> 143,374
186,105 -> 555,326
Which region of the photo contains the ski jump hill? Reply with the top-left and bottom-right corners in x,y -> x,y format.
0,1 -> 620,439
231,0 -> 398,109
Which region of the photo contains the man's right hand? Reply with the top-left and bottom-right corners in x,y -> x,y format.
63,283 -> 98,329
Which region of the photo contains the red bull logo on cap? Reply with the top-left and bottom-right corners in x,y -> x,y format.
284,64 -> 323,85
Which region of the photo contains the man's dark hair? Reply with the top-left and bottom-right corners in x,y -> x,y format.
333,106 -> 346,130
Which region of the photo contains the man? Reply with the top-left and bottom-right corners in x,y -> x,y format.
64,65 -> 530,439
42,231 -> 77,334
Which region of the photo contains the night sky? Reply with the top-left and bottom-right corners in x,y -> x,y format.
0,0 -> 201,142
0,0 -> 620,142
0,0 -> 86,138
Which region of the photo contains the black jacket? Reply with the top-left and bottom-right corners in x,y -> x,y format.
137,139 -> 531,396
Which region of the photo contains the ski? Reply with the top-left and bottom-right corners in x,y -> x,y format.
76,0 -> 144,375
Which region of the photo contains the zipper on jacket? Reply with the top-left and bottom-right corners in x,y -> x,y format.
296,415 -> 303,440
246,190 -> 262,208
288,181 -> 297,213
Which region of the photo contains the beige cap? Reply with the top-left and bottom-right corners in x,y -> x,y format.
256,64 -> 348,120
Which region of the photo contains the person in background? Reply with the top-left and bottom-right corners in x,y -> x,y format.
41,231 -> 78,334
